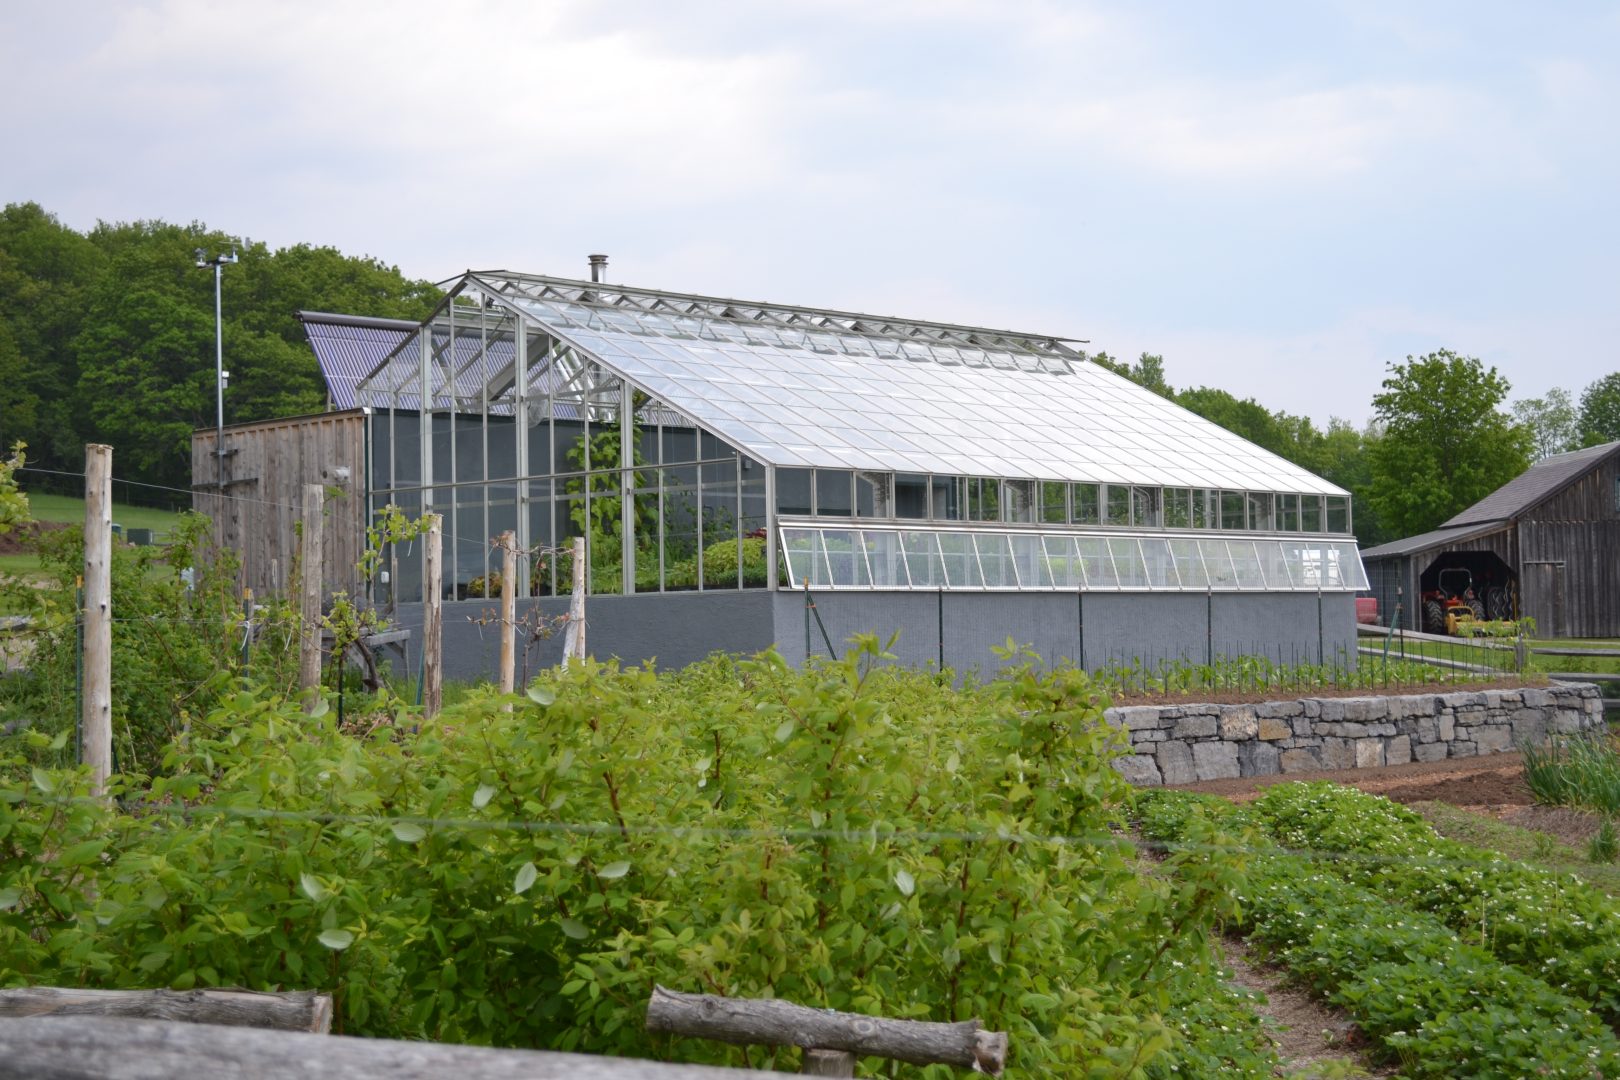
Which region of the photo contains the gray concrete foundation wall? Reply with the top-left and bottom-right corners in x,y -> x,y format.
773,590 -> 1357,677
395,591 -> 778,682
1108,683 -> 1606,786
396,588 -> 1359,684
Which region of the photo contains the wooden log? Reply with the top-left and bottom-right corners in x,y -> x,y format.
82,444 -> 112,797
801,1048 -> 855,1076
299,483 -> 324,711
0,1015 -> 781,1079
423,513 -> 442,718
0,987 -> 332,1033
499,530 -> 515,707
645,987 -> 1007,1076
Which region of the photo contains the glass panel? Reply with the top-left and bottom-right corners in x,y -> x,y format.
938,532 -> 984,587
661,465 -> 701,591
975,533 -> 1016,587
855,471 -> 890,518
633,469 -> 661,592
1140,538 -> 1179,587
1076,536 -> 1118,588
1259,540 -> 1294,587
900,531 -> 945,587
1040,481 -> 1068,524
1325,496 -> 1350,534
1168,538 -> 1208,588
1109,537 -> 1148,586
1281,542 -> 1320,588
780,527 -> 818,588
1044,535 -> 1084,587
1300,494 -> 1323,533
1001,479 -> 1036,523
1227,539 -> 1265,587
932,475 -> 964,520
1010,533 -> 1052,587
824,529 -> 868,586
1199,539 -> 1238,588
1220,492 -> 1246,531
1247,492 -> 1275,532
967,477 -> 1001,522
1163,488 -> 1191,529
1104,484 -> 1131,526
1132,487 -> 1162,528
701,463 -> 739,589
894,473 -> 929,519
776,467 -> 812,516
1072,483 -> 1100,525
1332,542 -> 1369,589
1278,493 -> 1300,532
739,458 -> 768,588
1191,488 -> 1211,529
862,530 -> 908,588
816,469 -> 853,517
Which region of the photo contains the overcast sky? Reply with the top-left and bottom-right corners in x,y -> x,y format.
3,1 -> 1616,427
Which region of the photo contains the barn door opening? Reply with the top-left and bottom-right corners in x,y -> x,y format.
1522,560 -> 1567,639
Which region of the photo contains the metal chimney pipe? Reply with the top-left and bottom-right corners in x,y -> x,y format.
588,254 -> 608,283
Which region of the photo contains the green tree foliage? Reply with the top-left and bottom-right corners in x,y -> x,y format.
1510,387 -> 1579,460
1091,350 -> 1175,399
0,203 -> 439,489
1577,372 -> 1620,448
1366,350 -> 1533,538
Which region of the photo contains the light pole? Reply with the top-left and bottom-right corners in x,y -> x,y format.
195,247 -> 238,491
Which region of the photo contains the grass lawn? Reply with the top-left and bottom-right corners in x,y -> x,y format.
0,493 -> 186,584
24,493 -> 185,537
1410,799 -> 1620,896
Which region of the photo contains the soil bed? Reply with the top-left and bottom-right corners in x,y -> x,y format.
0,520 -> 68,556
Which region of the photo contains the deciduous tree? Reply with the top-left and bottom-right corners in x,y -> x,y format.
1367,350 -> 1532,537
1577,372 -> 1620,447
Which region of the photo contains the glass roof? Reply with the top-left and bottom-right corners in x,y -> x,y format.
380,273 -> 1350,496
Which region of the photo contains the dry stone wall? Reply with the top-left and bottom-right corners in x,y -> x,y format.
1107,684 -> 1606,786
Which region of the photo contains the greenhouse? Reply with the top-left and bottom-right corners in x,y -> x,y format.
333,268 -> 1366,673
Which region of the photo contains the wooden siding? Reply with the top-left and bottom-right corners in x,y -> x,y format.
1367,526 -> 1514,631
1519,519 -> 1620,638
1525,451 -> 1620,524
191,412 -> 365,602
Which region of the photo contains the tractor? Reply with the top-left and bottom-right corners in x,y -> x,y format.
1422,567 -> 1485,635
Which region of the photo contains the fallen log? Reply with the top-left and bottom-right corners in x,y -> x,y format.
0,1015 -> 781,1079
645,986 -> 1007,1075
0,987 -> 332,1033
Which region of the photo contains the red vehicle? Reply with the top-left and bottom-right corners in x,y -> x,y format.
1355,593 -> 1380,626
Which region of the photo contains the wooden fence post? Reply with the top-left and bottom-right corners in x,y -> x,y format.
82,444 -> 112,797
299,484 -> 324,712
800,1049 -> 855,1076
562,536 -> 586,667
423,514 -> 442,717
499,531 -> 516,706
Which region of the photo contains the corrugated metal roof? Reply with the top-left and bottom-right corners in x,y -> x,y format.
1444,440 -> 1620,527
1360,521 -> 1509,561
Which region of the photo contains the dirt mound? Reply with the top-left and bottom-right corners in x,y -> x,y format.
0,519 -> 70,556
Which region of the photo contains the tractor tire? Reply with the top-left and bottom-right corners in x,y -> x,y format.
1468,598 -> 1485,622
1424,599 -> 1445,634
1486,586 -> 1511,621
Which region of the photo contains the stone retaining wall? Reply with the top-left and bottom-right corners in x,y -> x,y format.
1107,684 -> 1607,786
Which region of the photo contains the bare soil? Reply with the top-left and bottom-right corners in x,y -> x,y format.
0,519 -> 68,556
1219,935 -> 1394,1077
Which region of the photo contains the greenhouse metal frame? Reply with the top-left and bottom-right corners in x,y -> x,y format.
352,271 -> 1366,607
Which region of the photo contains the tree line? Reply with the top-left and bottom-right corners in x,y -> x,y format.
1094,350 -> 1620,547
0,202 -> 439,491
1,201 -> 1617,544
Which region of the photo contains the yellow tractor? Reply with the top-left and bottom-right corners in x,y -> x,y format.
1422,568 -> 1485,635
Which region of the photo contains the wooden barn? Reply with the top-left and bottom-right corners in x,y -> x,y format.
1361,440 -> 1620,638
191,411 -> 367,600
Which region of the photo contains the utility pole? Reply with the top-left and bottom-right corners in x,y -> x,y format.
82,445 -> 112,798
195,246 -> 238,502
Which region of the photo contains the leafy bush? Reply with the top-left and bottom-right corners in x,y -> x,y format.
1,640 -> 1266,1076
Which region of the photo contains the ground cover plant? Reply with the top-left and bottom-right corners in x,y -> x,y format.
1411,800 -> 1620,896
1249,782 -> 1620,1018
1137,788 -> 1620,1079
2,638 -> 1278,1077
